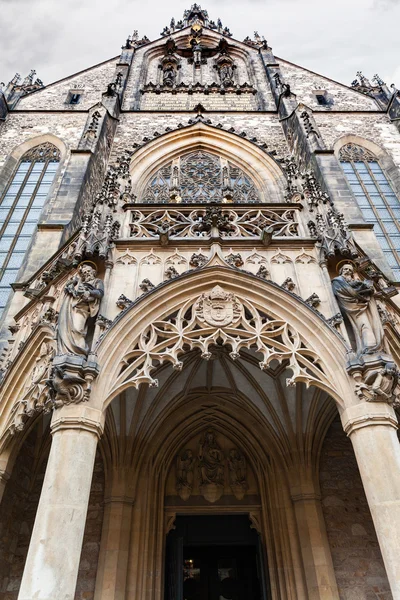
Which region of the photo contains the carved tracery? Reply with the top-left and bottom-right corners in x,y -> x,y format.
339,143 -> 377,163
109,285 -> 334,397
141,151 -> 259,204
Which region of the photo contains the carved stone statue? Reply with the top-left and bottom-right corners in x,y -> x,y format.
163,65 -> 175,87
198,430 -> 225,503
57,263 -> 104,357
332,264 -> 382,355
228,448 -> 248,500
176,449 -> 195,501
218,63 -> 234,86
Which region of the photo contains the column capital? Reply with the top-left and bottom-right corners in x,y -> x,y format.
341,401 -> 398,436
51,404 -> 105,439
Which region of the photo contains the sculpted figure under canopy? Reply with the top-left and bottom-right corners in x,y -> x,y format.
332,263 -> 382,355
198,430 -> 225,485
57,263 -> 104,357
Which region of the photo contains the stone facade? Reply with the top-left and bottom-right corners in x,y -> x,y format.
0,5 -> 400,600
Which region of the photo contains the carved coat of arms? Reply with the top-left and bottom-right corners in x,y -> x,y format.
194,285 -> 242,327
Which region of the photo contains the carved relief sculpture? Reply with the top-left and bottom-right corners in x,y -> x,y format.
176,449 -> 195,501
332,264 -> 383,355
194,285 -> 242,328
198,430 -> 225,503
57,263 -> 104,357
228,448 -> 248,500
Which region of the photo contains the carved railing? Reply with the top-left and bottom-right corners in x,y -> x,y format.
128,204 -> 301,240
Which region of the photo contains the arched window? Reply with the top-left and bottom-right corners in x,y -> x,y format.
339,143 -> 400,280
0,142 -> 60,316
141,150 -> 259,204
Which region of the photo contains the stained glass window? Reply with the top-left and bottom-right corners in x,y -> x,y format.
0,143 -> 60,316
141,151 -> 259,204
340,143 -> 400,281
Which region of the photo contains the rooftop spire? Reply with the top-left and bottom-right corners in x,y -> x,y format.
160,5 -> 232,38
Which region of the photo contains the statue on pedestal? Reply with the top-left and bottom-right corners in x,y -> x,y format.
332,264 -> 382,355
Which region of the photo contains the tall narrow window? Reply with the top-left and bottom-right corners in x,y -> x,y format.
0,143 -> 60,316
340,143 -> 400,281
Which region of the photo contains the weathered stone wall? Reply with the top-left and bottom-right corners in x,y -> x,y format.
0,112 -> 86,170
314,112 -> 400,170
320,417 -> 392,600
278,59 -> 378,111
140,91 -> 258,111
16,59 -> 119,111
110,112 -> 289,162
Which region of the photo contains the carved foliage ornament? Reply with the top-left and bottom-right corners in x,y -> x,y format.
130,207 -> 298,240
110,286 -> 332,395
9,341 -> 55,435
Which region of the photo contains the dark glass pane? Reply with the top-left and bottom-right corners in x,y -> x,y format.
390,235 -> 400,251
16,195 -> 32,208
0,289 -> 10,308
383,251 -> 400,268
376,235 -> 391,250
383,222 -> 400,234
360,208 -> 376,220
26,208 -> 42,222
0,270 -> 19,285
14,237 -> 31,251
0,238 -> 13,252
0,210 -> 9,224
3,223 -> 19,236
1,194 -> 17,208
9,209 -> 26,222
376,208 -> 392,220
20,223 -> 36,235
7,254 -> 25,268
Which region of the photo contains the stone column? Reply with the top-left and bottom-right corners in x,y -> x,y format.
290,477 -> 339,600
341,402 -> 400,597
18,405 -> 104,600
94,469 -> 134,600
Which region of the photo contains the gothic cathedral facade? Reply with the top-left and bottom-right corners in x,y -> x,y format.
0,5 -> 400,600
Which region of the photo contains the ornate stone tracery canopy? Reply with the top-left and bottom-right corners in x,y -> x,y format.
108,285 -> 335,399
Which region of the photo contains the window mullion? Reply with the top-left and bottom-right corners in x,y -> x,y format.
0,162 -> 34,238
0,160 -> 47,280
353,161 -> 399,261
368,164 -> 400,235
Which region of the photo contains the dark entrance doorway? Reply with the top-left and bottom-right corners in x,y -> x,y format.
165,515 -> 270,600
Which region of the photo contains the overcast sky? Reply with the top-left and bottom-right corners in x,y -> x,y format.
1,0 -> 399,90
